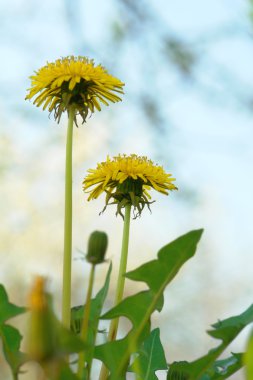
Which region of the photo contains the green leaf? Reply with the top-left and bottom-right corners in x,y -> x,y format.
0,284 -> 26,377
27,293 -> 87,365
0,284 -> 26,324
244,328 -> 253,380
102,290 -> 155,331
199,353 -> 243,379
167,354 -> 243,380
125,229 -> 203,296
129,328 -> 167,379
43,360 -> 79,380
95,230 -> 203,380
168,304 -> 253,380
58,365 -> 80,380
0,324 -> 26,376
208,304 -> 253,342
55,319 -> 88,355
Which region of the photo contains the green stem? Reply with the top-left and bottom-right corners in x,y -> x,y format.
109,204 -> 131,340
77,264 -> 96,378
99,204 -> 131,380
61,106 -> 75,328
129,340 -> 142,380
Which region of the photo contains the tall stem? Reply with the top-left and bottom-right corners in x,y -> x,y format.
99,204 -> 131,380
77,264 -> 96,378
61,106 -> 75,328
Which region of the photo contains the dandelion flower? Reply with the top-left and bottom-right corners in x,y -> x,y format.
26,56 -> 124,123
83,154 -> 177,217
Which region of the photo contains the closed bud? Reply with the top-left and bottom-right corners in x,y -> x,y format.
27,277 -> 57,362
86,231 -> 108,265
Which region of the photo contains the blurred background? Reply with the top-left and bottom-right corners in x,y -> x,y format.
0,0 -> 253,379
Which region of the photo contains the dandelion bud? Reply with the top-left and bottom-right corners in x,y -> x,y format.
86,231 -> 108,265
27,277 -> 57,362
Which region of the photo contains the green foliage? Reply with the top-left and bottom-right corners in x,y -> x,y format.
167,354 -> 243,380
95,229 -> 203,380
0,324 -> 26,378
129,328 -> 167,379
0,284 -> 26,378
200,353 -> 243,379
244,328 -> 253,380
167,304 -> 253,380
58,365 -> 80,380
43,360 -> 80,380
54,317 -> 88,356
0,282 -> 88,380
27,292 -> 88,362
125,228 -> 203,288
0,284 -> 26,324
167,353 -> 243,380
1,230 -> 252,380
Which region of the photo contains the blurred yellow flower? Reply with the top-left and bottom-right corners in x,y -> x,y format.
27,276 -> 57,362
28,276 -> 47,311
83,154 -> 177,217
26,56 -> 124,123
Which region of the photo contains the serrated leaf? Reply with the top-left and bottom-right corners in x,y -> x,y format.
168,304 -> 253,380
125,230 -> 203,295
0,324 -> 26,376
95,291 -> 154,379
199,353 -> 243,379
95,230 -> 203,380
102,290 -> 155,330
167,354 -> 243,380
0,284 -> 27,377
208,304 -> 253,342
129,328 -> 167,380
244,328 -> 253,380
0,284 -> 26,324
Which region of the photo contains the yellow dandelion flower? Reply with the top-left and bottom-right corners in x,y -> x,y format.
83,154 -> 177,217
26,56 -> 124,123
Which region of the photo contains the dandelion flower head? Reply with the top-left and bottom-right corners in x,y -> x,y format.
26,56 -> 124,123
83,154 -> 177,217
